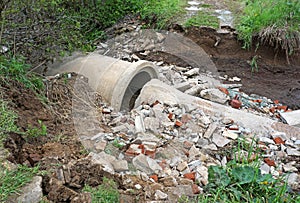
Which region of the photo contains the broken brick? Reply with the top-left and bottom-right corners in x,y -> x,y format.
264,158 -> 276,167
191,184 -> 201,194
183,172 -> 196,182
273,137 -> 285,145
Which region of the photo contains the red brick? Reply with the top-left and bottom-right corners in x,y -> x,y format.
184,172 -> 196,182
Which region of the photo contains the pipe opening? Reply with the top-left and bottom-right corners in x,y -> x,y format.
121,71 -> 152,111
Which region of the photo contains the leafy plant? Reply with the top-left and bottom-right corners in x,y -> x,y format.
112,139 -> 125,149
198,138 -> 298,202
83,177 -> 119,203
0,164 -> 40,202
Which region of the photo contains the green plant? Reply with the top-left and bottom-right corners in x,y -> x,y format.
0,164 -> 40,202
185,11 -> 219,29
25,120 -> 47,138
198,138 -> 298,202
83,177 -> 119,203
250,55 -> 259,73
236,0 -> 300,57
0,56 -> 44,91
112,139 -> 125,149
0,99 -> 18,140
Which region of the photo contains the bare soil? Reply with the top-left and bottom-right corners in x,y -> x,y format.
139,26 -> 300,109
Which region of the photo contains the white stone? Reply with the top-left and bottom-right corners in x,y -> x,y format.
132,154 -> 162,174
177,161 -> 188,172
15,176 -> 43,203
283,163 -> 298,172
183,68 -> 199,76
200,88 -> 228,104
280,110 -> 300,128
135,184 -> 142,190
286,148 -> 300,156
111,160 -> 128,172
222,130 -> 238,140
260,163 -> 270,174
259,137 -> 275,145
212,134 -> 231,147
202,143 -> 218,150
155,190 -> 168,200
135,115 -> 146,133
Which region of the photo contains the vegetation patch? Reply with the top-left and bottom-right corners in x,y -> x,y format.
0,164 -> 40,202
184,11 -> 219,29
236,0 -> 300,61
83,177 -> 119,203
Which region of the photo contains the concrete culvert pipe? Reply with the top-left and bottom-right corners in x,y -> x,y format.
48,54 -> 158,111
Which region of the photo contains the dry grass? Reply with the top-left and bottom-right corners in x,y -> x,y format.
258,25 -> 300,64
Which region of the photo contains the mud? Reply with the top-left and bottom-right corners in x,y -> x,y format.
139,26 -> 300,109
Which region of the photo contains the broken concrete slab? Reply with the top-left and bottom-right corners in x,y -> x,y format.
280,110 -> 300,128
135,79 -> 279,134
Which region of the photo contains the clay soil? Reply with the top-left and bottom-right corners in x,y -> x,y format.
139,26 -> 300,110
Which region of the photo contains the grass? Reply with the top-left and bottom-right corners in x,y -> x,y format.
83,177 -> 119,203
185,10 -> 219,29
0,164 -> 40,202
236,0 -> 300,60
197,137 -> 299,203
0,99 -> 18,141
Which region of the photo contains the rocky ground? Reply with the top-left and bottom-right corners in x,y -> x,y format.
2,26 -> 300,201
1,2 -> 300,202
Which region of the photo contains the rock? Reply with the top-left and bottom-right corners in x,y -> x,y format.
177,161 -> 188,172
183,172 -> 196,182
174,82 -> 192,92
222,130 -> 238,140
12,176 -> 43,203
196,166 -> 208,181
191,184 -> 201,194
260,163 -> 270,174
280,110 -> 300,127
287,173 -> 299,189
135,184 -> 142,190
212,134 -> 231,147
183,68 -> 199,76
94,140 -> 107,152
259,137 -> 275,145
283,162 -> 298,172
155,190 -> 168,200
184,85 -> 205,96
202,143 -> 218,151
169,185 -> 194,199
286,148 -> 300,156
200,88 -> 228,104
203,123 -> 218,139
188,145 -> 201,160
144,117 -> 160,134
160,176 -> 178,187
132,154 -> 162,174
111,160 -> 128,172
90,152 -> 115,174
135,115 -> 146,133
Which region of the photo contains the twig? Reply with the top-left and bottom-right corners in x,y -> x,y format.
26,60 -> 46,75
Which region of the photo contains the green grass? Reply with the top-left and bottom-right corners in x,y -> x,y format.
83,177 -> 119,203
236,0 -> 300,54
185,11 -> 219,29
0,56 -> 44,91
0,99 -> 18,141
0,164 -> 40,202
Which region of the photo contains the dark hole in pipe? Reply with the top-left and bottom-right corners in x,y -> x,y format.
121,71 -> 151,111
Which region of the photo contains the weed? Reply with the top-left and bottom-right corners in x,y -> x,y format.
0,99 -> 18,140
112,139 -> 125,149
0,56 -> 44,92
83,177 -> 119,203
25,120 -> 47,138
0,164 -> 40,202
250,55 -> 259,73
185,11 -> 219,29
